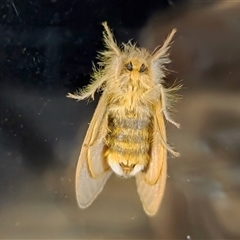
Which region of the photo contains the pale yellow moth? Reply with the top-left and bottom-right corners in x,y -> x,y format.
67,22 -> 180,216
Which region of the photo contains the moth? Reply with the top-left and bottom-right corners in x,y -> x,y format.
67,22 -> 180,216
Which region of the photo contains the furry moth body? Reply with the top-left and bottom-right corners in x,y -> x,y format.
67,22 -> 180,216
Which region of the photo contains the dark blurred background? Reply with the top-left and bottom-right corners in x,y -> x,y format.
1,0 -> 240,239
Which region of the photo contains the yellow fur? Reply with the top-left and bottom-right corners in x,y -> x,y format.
67,22 -> 180,216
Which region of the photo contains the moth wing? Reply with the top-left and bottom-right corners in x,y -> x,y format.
76,94 -> 112,208
136,104 -> 167,216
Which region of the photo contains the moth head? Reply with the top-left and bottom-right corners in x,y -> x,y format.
108,161 -> 145,178
99,22 -> 176,89
123,58 -> 149,83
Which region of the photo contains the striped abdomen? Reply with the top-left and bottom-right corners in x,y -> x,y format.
105,116 -> 152,176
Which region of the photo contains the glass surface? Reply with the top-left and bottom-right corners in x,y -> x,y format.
1,1 -> 240,239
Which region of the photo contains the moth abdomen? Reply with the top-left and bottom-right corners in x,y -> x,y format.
114,118 -> 149,130
105,116 -> 152,176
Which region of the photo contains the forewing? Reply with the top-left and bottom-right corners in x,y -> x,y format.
76,94 -> 112,208
136,106 -> 167,216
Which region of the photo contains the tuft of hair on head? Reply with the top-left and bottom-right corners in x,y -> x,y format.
102,22 -> 121,57
151,29 -> 177,63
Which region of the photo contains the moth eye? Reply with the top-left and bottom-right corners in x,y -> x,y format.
125,62 -> 133,71
139,63 -> 147,73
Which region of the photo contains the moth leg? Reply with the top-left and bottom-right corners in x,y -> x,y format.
156,131 -> 180,157
160,86 -> 180,129
66,92 -> 86,101
155,110 -> 180,157
67,72 -> 107,101
67,85 -> 97,101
